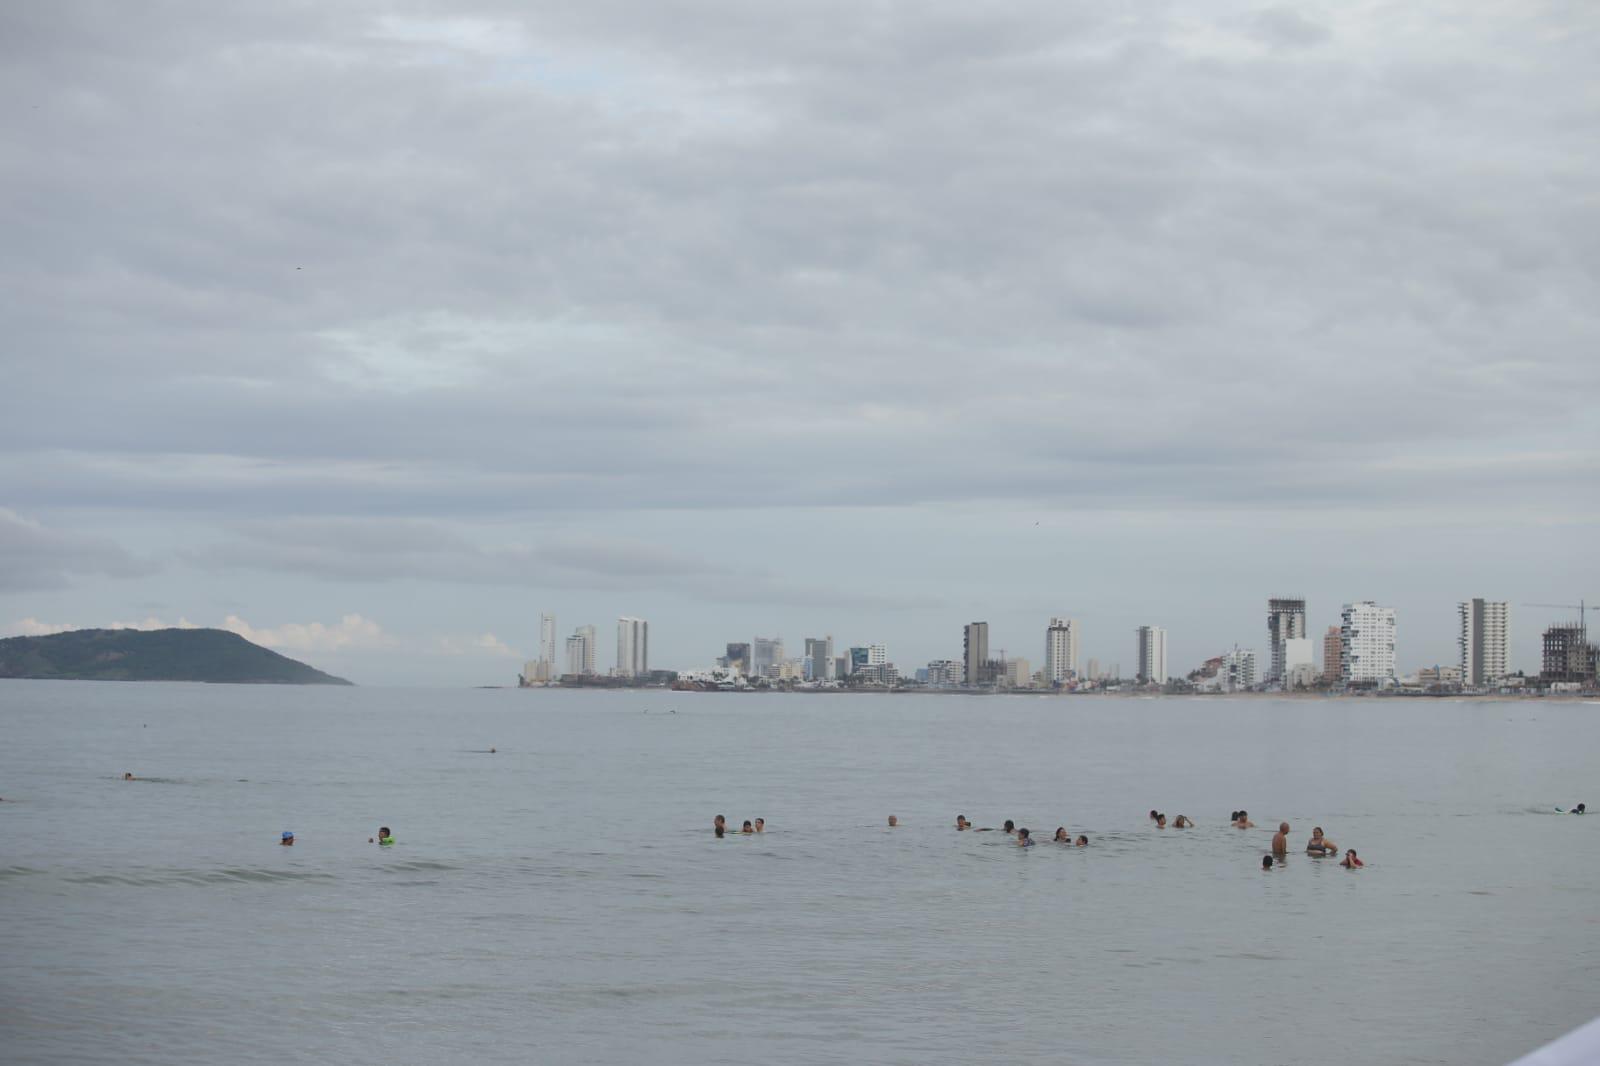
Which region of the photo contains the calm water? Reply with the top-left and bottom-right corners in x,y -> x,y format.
2,682 -> 1597,1065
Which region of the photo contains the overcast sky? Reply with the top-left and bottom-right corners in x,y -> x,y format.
2,1 -> 1596,685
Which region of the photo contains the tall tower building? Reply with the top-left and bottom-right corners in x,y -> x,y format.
1340,602 -> 1396,685
805,636 -> 834,680
1541,623 -> 1596,683
539,612 -> 557,668
616,617 -> 649,678
566,625 -> 597,676
1136,625 -> 1168,685
752,637 -> 783,679
964,622 -> 989,687
1322,626 -> 1342,683
1267,598 -> 1308,683
1044,617 -> 1080,685
1458,599 -> 1510,686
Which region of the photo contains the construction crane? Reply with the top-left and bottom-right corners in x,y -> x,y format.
1522,601 -> 1594,630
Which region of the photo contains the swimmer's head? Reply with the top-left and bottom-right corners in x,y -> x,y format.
755,818 -> 764,830
1054,826 -> 1067,841
1017,828 -> 1030,840
1003,820 -> 1015,833
742,820 -> 753,833
1262,855 -> 1274,870
124,772 -> 134,780
281,831 -> 294,843
1279,822 -> 1290,833
379,827 -> 391,839
887,815 -> 898,826
1312,826 -> 1324,837
714,815 -> 726,828
1150,810 -> 1159,820
1075,835 -> 1087,846
1156,814 -> 1166,827
1231,810 -> 1240,821
1577,804 -> 1587,814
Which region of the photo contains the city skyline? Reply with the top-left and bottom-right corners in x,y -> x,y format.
1,4 -> 1596,687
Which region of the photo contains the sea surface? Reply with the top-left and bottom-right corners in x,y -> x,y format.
2,682 -> 1597,1065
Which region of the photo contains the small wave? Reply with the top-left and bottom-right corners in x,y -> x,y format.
0,865 -> 47,881
64,866 -> 338,887
378,860 -> 459,873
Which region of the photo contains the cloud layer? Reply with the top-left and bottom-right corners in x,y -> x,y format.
1,2 -> 1596,679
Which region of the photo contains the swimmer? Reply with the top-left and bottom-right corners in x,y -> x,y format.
1234,811 -> 1255,829
1305,827 -> 1336,856
741,820 -> 754,834
1573,803 -> 1587,815
1075,835 -> 1088,847
123,772 -> 135,781
1262,855 -> 1275,870
955,815 -> 971,831
755,818 -> 765,833
1230,810 -> 1240,822
887,815 -> 899,827
714,815 -> 726,834
376,826 -> 394,846
280,831 -> 294,846
715,824 -> 725,839
1155,813 -> 1167,829
489,746 -> 496,753
1053,827 -> 1069,842
1272,822 -> 1289,857
1150,809 -> 1160,822
1003,819 -> 1016,836
1017,828 -> 1035,847
1340,849 -> 1363,869
1173,815 -> 1193,828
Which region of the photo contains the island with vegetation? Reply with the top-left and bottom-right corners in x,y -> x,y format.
0,628 -> 352,685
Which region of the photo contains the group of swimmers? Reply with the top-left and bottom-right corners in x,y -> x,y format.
951,815 -> 1089,846
712,815 -> 764,838
276,826 -> 394,846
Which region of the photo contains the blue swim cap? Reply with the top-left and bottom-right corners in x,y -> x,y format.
282,831 -> 294,839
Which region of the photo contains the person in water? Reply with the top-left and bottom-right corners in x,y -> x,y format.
1075,835 -> 1088,847
714,824 -> 725,839
1155,813 -> 1167,828
1306,827 -> 1336,856
1341,849 -> 1364,869
1572,804 -> 1587,815
1230,810 -> 1240,822
1016,828 -> 1035,847
1262,855 -> 1275,870
375,827 -> 394,846
741,820 -> 754,834
955,815 -> 971,830
754,818 -> 765,833
1053,827 -> 1069,842
714,815 -> 726,834
1234,811 -> 1255,829
123,772 -> 135,781
280,831 -> 294,846
1173,815 -> 1193,828
1002,819 -> 1016,836
1272,822 -> 1289,856
887,815 -> 899,827
1149,809 -> 1160,822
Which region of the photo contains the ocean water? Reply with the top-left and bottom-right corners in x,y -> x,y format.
1,682 -> 1597,1065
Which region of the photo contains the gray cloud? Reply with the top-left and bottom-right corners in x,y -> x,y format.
0,509 -> 157,591
0,2 -> 1596,676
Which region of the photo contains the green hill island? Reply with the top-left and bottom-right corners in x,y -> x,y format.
0,627 -> 352,685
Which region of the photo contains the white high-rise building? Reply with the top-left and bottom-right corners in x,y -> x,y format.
1136,625 -> 1168,685
752,637 -> 783,679
1222,646 -> 1257,691
1341,602 -> 1396,685
1458,599 -> 1510,687
616,617 -> 649,678
539,612 -> 557,668
1267,598 -> 1308,683
566,625 -> 597,677
867,643 -> 887,666
1044,617 -> 1080,685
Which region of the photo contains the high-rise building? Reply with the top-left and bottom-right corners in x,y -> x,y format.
1136,626 -> 1168,685
616,617 -> 649,678
720,642 -> 751,674
565,625 -> 596,676
964,622 -> 990,686
926,659 -> 964,686
1322,626 -> 1342,683
848,647 -> 869,675
539,612 -> 557,669
1542,623 -> 1597,683
1044,617 -> 1080,685
1267,598 -> 1307,683
805,636 -> 834,681
752,637 -> 783,679
1340,602 -> 1396,685
1086,657 -> 1100,682
1002,657 -> 1032,688
1458,599 -> 1510,686
868,643 -> 887,666
1221,646 -> 1257,691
